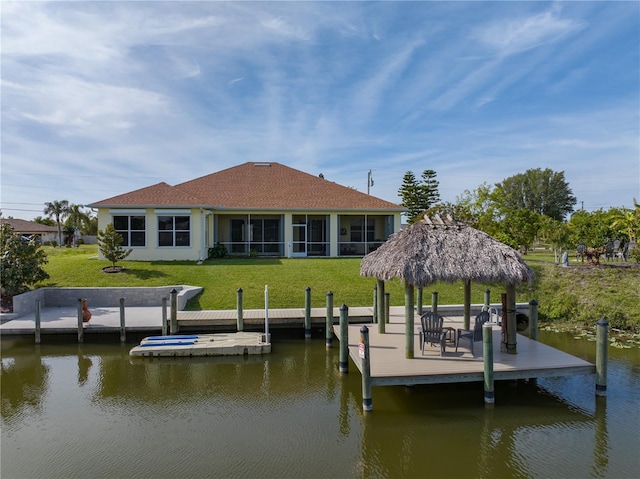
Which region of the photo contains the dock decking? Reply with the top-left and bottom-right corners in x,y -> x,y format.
334,311 -> 595,386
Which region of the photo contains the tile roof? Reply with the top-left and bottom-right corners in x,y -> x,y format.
90,163 -> 404,211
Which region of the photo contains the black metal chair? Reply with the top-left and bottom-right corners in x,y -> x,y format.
419,312 -> 447,356
456,311 -> 490,356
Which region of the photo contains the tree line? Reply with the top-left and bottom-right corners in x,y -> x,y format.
398,167 -> 639,261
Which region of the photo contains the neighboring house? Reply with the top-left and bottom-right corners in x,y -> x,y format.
88,162 -> 405,261
0,218 -> 58,243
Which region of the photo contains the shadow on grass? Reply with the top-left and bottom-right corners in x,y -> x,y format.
184,291 -> 203,311
202,258 -> 284,266
121,269 -> 168,280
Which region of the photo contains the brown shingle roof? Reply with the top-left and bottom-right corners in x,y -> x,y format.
0,218 -> 58,234
91,163 -> 404,211
89,182 -> 208,208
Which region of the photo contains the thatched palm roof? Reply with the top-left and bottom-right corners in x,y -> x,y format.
360,218 -> 535,287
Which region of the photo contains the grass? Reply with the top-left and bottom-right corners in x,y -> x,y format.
34,245 -> 640,332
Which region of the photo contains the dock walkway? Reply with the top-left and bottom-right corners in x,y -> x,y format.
0,305 -> 373,335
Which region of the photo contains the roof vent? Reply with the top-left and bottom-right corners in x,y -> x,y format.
254,163 -> 271,167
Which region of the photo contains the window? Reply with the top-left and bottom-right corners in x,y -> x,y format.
158,216 -> 190,247
113,215 -> 146,247
350,218 -> 375,242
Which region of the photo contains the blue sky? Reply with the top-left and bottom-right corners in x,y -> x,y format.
2,1 -> 638,221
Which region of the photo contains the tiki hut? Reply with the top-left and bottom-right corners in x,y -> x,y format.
360,216 -> 535,358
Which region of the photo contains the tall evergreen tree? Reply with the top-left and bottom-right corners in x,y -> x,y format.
398,170 -> 441,223
398,171 -> 421,223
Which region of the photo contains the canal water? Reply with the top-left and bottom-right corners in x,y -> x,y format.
2,330 -> 639,479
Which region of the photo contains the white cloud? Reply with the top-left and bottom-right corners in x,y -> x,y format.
473,7 -> 586,58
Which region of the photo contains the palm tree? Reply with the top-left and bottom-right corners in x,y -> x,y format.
44,200 -> 70,246
66,204 -> 91,246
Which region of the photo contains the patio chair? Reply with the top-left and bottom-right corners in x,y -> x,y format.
419,312 -> 447,356
456,311 -> 490,356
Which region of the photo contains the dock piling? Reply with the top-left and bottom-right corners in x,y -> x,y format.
161,298 -> 168,336
35,299 -> 41,344
360,325 -> 372,412
326,291 -> 334,349
529,299 -> 538,340
77,298 -> 83,343
170,289 -> 178,335
483,322 -> 494,404
304,286 -> 311,339
376,280 -> 385,334
237,288 -> 244,332
431,291 -> 438,315
484,289 -> 491,312
119,298 -> 126,343
596,318 -> 608,397
339,304 -> 349,373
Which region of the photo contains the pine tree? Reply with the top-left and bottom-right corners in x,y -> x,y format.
97,223 -> 132,269
398,170 -> 441,223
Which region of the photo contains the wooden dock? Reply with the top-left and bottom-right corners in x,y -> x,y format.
334,312 -> 595,386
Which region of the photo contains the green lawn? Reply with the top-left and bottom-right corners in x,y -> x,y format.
35,245 -> 639,332
36,245 -> 507,310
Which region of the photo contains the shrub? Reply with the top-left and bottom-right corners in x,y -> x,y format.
208,243 -> 228,259
0,224 -> 50,298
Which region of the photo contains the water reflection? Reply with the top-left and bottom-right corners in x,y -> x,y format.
1,343 -> 49,424
1,332 -> 638,479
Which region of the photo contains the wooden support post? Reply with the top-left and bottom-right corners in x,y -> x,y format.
484,289 -> 491,312
339,304 -> 349,373
372,285 -> 377,324
170,288 -> 178,335
529,299 -> 538,341
119,298 -> 126,343
405,283 -> 414,359
431,291 -> 438,315
506,283 -> 517,354
304,286 -> 312,339
161,297 -> 168,336
77,298 -> 84,343
326,291 -> 334,349
464,279 -> 471,330
417,287 -> 423,316
360,325 -> 373,412
384,292 -> 390,324
376,280 -> 385,334
237,288 -> 244,332
596,318 -> 608,397
483,322 -> 495,404
34,299 -> 41,344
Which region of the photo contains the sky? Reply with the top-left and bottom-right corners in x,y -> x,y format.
1,1 -> 639,221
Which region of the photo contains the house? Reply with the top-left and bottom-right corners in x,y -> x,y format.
0,218 -> 59,244
88,162 -> 404,261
